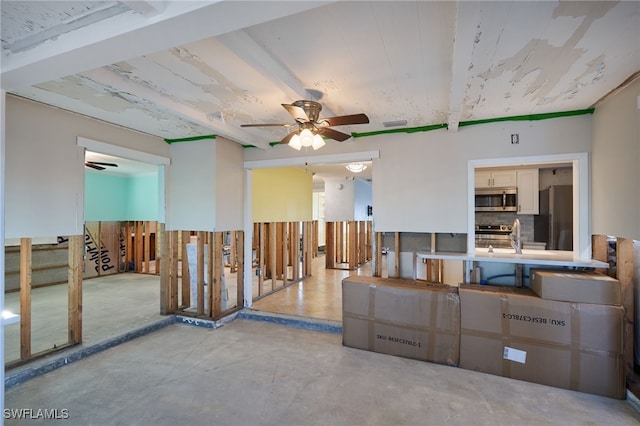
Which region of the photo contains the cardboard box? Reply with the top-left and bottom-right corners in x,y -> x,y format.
530,269 -> 621,305
342,276 -> 460,366
459,284 -> 625,399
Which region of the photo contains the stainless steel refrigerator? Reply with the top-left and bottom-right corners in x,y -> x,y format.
534,185 -> 573,250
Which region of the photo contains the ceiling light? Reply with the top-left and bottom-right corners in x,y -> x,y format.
312,134 -> 325,150
299,128 -> 314,147
383,119 -> 407,128
288,134 -> 302,150
346,162 -> 367,173
288,128 -> 326,150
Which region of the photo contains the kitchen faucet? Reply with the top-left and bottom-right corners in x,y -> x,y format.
510,218 -> 522,254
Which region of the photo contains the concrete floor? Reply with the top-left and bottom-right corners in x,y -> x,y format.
4,256 -> 640,425
5,319 -> 640,426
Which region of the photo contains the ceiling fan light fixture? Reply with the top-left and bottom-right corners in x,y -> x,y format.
346,162 -> 367,173
312,134 -> 325,150
288,134 -> 302,150
299,128 -> 314,147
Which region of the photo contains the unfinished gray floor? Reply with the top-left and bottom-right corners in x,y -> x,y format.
5,319 -> 640,426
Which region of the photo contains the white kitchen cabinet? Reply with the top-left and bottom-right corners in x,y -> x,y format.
517,168 -> 539,215
474,170 -> 517,188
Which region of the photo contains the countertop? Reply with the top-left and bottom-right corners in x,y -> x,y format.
414,248 -> 608,268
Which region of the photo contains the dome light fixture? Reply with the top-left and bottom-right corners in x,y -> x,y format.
345,162 -> 367,173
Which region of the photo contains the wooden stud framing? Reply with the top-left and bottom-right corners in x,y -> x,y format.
197,231 -> 205,316
229,231 -> 237,273
181,231 -> 191,308
236,231 -> 245,309
292,223 -> 300,281
170,230 -> 179,311
325,222 -> 335,269
211,232 -> 223,319
592,234 -> 610,274
20,238 -> 32,360
282,222 -> 289,285
68,234 -> 83,345
144,221 -> 151,273
270,222 -> 277,288
394,232 -> 400,278
135,221 -> 143,273
617,238 -> 635,384
158,223 -> 168,314
374,232 -> 382,277
258,223 -> 265,296
348,221 -> 357,270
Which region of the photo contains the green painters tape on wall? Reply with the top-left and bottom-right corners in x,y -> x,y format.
184,108 -> 595,147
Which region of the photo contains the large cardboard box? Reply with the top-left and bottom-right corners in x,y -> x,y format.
342,276 -> 460,366
459,284 -> 625,399
530,269 -> 621,305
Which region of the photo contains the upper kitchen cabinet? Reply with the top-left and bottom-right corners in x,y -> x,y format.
517,168 -> 539,215
474,170 -> 517,188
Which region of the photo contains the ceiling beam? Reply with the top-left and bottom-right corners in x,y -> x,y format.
82,68 -> 272,150
217,30 -> 338,117
1,1 -> 334,91
447,2 -> 481,132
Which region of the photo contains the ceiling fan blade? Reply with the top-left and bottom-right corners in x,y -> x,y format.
280,130 -> 298,145
87,162 -> 118,167
282,103 -> 309,123
319,127 -> 352,142
241,123 -> 291,128
321,113 -> 370,127
85,163 -> 106,170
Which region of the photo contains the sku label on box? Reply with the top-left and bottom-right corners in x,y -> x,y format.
503,346 -> 527,364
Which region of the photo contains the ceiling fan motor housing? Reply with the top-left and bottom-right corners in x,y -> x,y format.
293,100 -> 322,122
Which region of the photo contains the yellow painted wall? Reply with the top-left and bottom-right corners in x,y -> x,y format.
252,168 -> 312,222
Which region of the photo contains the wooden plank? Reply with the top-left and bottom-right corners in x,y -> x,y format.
20,238 -> 32,360
374,232 -> 382,277
134,221 -> 143,272
617,238 -> 635,386
592,234 -> 610,275
394,232 -> 400,278
212,232 -> 223,318
258,223 -> 265,296
292,222 -> 300,281
158,223 -> 168,314
282,222 -> 289,285
325,222 -> 335,269
348,221 -> 357,270
181,231 -> 191,308
170,230 -> 179,311
144,221 -> 151,273
67,234 -> 84,345
197,231 -> 205,316
207,232 -> 214,318
229,231 -> 237,273
236,230 -> 245,309
269,223 -> 277,288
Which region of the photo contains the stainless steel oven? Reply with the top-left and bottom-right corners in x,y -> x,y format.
475,224 -> 513,248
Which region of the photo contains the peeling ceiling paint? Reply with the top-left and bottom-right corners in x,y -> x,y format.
1,1 -> 639,145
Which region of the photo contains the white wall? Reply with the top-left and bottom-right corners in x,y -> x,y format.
168,139 -> 216,231
592,79 -> 640,240
214,137 -> 244,231
5,95 -> 167,239
245,115 -> 592,233
324,178 -> 355,222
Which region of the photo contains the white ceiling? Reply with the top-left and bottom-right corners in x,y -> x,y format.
2,1 -> 639,180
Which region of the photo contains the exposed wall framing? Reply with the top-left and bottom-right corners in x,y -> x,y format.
325,221 -> 372,270
252,221 -> 316,300
160,228 -> 245,321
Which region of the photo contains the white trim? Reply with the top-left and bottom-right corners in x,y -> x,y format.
467,152 -> 591,259
244,150 -> 380,170
77,136 -> 170,165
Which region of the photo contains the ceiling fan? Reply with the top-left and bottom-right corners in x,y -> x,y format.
85,161 -> 118,171
241,100 -> 369,148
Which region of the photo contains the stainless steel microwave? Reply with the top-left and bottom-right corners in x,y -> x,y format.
475,187 -> 517,212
